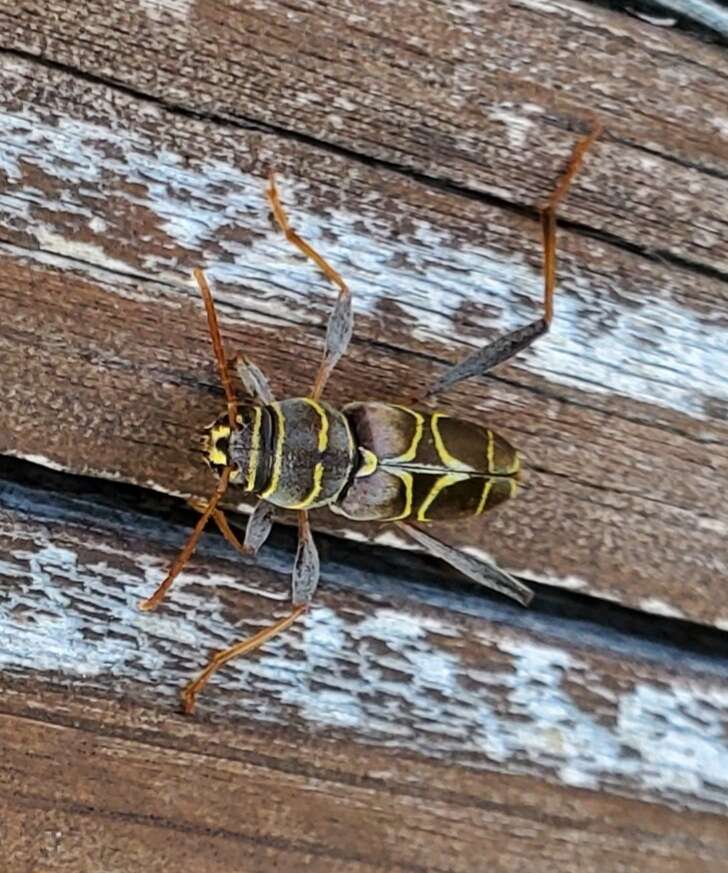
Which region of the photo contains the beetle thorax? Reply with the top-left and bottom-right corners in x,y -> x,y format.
202,405 -> 272,492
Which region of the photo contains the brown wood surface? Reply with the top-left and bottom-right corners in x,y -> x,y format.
2,683 -> 727,873
0,1 -> 727,870
0,49 -> 726,623
1,464 -> 728,870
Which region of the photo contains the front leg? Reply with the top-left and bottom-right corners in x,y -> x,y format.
186,496 -> 274,559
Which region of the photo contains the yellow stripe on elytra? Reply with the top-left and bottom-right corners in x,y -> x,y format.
288,462 -> 324,509
506,452 -> 521,476
417,472 -> 469,522
244,406 -> 263,491
304,397 -> 329,452
486,430 -> 495,474
260,402 -> 285,499
388,406 -> 424,464
388,470 -> 414,521
476,479 -> 493,515
431,413 -> 473,471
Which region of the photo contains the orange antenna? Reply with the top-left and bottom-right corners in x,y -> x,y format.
193,267 -> 238,429
140,467 -> 232,611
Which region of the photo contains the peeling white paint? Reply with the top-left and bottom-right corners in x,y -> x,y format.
34,228 -> 137,277
490,103 -> 541,149
137,0 -> 193,22
2,509 -> 727,814
1,89 -> 726,422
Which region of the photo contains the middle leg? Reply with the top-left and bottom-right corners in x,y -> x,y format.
179,510 -> 319,714
267,172 -> 353,401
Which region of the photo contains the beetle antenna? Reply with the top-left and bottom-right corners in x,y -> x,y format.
193,268 -> 238,430
139,467 -> 232,611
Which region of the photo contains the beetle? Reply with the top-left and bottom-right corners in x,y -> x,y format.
141,123 -> 601,713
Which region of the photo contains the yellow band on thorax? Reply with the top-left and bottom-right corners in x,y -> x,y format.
260,402 -> 285,499
245,406 -> 263,491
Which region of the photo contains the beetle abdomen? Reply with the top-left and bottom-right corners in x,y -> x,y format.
332,402 -> 519,522
344,402 -> 519,476
258,398 -> 355,510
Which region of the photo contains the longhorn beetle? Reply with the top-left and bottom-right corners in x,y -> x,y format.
141,123 -> 601,713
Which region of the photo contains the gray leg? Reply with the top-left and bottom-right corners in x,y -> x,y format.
187,496 -> 274,558
426,318 -> 547,398
266,171 -> 353,401
243,499 -> 275,555
397,521 -> 534,607
313,290 -> 353,401
232,354 -> 275,405
426,122 -> 602,398
292,510 -> 320,605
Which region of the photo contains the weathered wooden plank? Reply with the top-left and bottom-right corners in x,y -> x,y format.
3,679 -> 727,873
1,680 -> 727,873
0,53 -> 726,624
2,461 -> 727,820
2,0 -> 727,273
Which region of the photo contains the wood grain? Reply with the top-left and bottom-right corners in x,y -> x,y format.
3,683 -> 727,873
0,50 -> 726,624
2,0 -> 728,272
0,2 -> 727,866
1,463 -> 727,871
5,686 -> 726,873
2,462 -> 728,813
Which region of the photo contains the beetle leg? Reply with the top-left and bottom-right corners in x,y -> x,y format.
181,604 -> 307,714
231,353 -> 276,405
187,496 -> 274,558
292,510 -> 321,605
267,171 -> 353,401
396,521 -> 534,607
425,122 -> 602,398
181,509 -> 314,714
243,499 -> 276,556
187,497 -> 250,558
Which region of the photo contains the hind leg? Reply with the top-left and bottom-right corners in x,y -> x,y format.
426,122 -> 602,398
